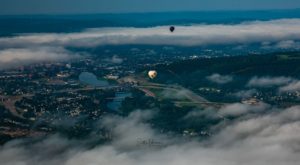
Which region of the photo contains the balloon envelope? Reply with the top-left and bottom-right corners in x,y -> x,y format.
148,70 -> 157,79
169,26 -> 175,32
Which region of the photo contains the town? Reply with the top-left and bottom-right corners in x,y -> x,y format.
1,47 -> 300,144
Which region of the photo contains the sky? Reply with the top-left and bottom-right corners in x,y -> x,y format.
1,0 -> 300,15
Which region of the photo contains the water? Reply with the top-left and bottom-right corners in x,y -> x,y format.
107,92 -> 132,111
79,72 -> 109,87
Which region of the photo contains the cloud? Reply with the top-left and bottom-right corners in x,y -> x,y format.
99,110 -> 171,150
247,76 -> 294,87
1,19 -> 299,70
185,102 -> 269,119
219,102 -> 269,117
211,106 -> 300,147
261,40 -> 300,50
275,40 -> 300,49
247,76 -> 300,92
233,89 -> 257,99
0,47 -> 80,70
279,81 -> 300,92
1,19 -> 300,48
104,55 -> 123,64
207,73 -> 233,84
1,105 -> 300,165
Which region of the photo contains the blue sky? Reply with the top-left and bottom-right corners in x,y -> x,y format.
1,0 -> 300,14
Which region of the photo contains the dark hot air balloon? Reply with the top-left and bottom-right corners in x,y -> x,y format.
169,26 -> 175,32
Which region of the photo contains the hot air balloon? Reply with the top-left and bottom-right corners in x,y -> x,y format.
169,26 -> 175,32
148,70 -> 157,79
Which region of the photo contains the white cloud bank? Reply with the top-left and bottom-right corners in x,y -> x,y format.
1,104 -> 300,165
1,19 -> 300,69
104,55 -> 124,64
247,76 -> 294,87
1,19 -> 300,48
218,102 -> 269,117
280,81 -> 300,92
233,89 -> 258,99
207,73 -> 233,84
0,47 -> 80,70
246,76 -> 300,92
